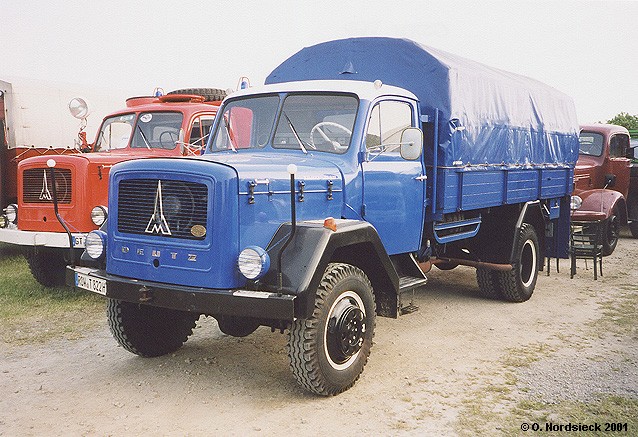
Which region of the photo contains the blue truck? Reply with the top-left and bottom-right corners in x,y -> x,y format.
66,38 -> 579,395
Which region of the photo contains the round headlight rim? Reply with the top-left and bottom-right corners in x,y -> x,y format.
570,195 -> 583,211
238,246 -> 270,280
90,205 -> 108,226
85,230 -> 106,260
5,204 -> 18,223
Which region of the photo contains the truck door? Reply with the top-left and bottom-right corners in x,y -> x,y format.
608,133 -> 631,198
361,99 -> 425,254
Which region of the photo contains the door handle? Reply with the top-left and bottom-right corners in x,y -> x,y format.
414,175 -> 427,181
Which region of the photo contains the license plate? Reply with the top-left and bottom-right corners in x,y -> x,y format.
75,271 -> 107,295
73,235 -> 86,248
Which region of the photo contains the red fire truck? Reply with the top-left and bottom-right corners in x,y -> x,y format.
0,87 -> 225,286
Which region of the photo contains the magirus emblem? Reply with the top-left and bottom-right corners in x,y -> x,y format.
39,170 -> 52,201
145,180 -> 172,235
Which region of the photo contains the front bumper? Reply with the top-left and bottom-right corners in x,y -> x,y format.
66,266 -> 296,320
0,228 -> 87,248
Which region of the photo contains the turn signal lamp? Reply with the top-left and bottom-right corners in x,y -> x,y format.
323,217 -> 337,232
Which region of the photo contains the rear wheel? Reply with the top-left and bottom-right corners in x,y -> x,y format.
288,263 -> 375,396
25,247 -> 68,287
107,299 -> 199,357
496,223 -> 539,302
628,197 -> 638,238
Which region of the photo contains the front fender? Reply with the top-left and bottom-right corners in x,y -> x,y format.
577,189 -> 627,223
261,220 -> 399,319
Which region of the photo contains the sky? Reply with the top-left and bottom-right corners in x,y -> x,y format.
1,0 -> 637,124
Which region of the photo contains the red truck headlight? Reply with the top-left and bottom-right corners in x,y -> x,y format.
91,206 -> 108,226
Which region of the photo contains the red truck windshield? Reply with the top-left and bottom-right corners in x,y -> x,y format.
95,112 -> 183,151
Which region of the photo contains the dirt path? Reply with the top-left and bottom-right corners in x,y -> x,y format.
1,234 -> 636,436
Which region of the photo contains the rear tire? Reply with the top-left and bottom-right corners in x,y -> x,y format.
496,223 -> 539,302
628,197 -> 638,238
167,88 -> 227,102
288,263 -> 375,396
25,248 -> 68,287
107,299 -> 199,357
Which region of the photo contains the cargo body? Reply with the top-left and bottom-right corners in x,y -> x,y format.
68,38 -> 578,395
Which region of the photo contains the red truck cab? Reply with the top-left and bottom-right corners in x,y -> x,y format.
0,89 -> 224,286
575,123 -> 632,254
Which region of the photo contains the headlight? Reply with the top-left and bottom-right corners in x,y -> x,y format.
5,204 -> 18,224
90,206 -> 108,226
85,230 -> 107,259
570,195 -> 583,211
238,246 -> 270,280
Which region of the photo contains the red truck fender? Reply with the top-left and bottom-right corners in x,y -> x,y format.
577,188 -> 628,224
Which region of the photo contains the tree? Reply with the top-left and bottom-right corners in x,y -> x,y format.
607,112 -> 638,130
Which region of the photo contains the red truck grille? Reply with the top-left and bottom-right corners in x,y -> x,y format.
22,168 -> 73,204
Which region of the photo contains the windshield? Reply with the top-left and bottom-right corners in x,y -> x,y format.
94,112 -> 183,152
209,93 -> 358,154
578,132 -> 604,156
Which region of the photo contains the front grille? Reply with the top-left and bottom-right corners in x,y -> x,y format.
118,178 -> 209,240
23,168 -> 72,204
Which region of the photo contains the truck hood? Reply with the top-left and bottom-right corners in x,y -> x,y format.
18,148 -> 182,168
198,152 -> 344,195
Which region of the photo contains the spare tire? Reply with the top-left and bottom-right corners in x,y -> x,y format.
167,88 -> 227,102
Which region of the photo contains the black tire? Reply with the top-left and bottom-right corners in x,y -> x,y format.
288,263 -> 376,396
496,223 -> 539,302
216,315 -> 260,337
167,88 -> 227,102
25,247 -> 68,287
602,211 -> 619,256
476,268 -> 503,300
628,198 -> 638,238
107,299 -> 199,357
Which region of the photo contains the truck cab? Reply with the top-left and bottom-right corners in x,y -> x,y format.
575,124 -> 633,253
0,89 -> 224,286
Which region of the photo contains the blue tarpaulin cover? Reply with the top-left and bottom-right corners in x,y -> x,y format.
266,37 -> 579,168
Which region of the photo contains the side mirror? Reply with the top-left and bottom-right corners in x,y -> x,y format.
400,127 -> 423,160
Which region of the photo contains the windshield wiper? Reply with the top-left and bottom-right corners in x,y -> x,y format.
223,117 -> 237,152
283,112 -> 307,154
137,126 -> 152,150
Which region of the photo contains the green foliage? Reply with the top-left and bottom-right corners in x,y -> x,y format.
607,112 -> 638,130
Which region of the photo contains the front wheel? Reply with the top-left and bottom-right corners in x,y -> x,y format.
602,211 -> 619,256
25,247 -> 70,287
288,263 -> 376,396
107,299 -> 199,357
496,223 -> 539,302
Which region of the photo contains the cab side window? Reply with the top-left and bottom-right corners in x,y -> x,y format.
366,101 -> 413,152
610,134 -> 629,158
189,116 -> 215,152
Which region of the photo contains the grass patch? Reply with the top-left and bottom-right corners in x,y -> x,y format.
0,246 -> 104,345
